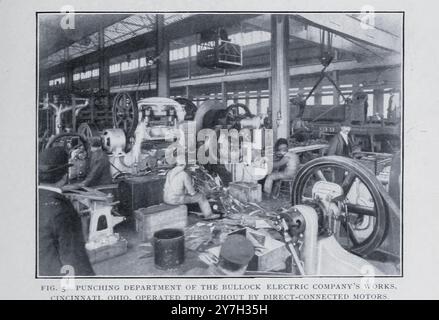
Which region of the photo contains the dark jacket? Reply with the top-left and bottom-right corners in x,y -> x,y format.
326,133 -> 354,157
38,188 -> 94,276
83,149 -> 113,187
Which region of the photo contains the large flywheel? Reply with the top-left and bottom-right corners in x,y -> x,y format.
174,97 -> 198,120
112,92 -> 139,138
292,156 -> 389,256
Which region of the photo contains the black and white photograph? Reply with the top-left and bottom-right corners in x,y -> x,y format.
4,0 -> 439,301
36,11 -> 402,278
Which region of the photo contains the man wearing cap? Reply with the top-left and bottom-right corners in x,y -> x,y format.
38,146 -> 94,276
327,122 -> 355,158
263,138 -> 300,195
163,158 -> 216,219
63,137 -> 112,190
188,234 -> 255,276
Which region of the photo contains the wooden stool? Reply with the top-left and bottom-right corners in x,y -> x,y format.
272,179 -> 294,200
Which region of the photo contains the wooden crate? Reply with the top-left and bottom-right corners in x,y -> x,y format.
135,204 -> 187,242
229,182 -> 262,203
230,228 -> 290,272
356,153 -> 393,175
87,238 -> 128,264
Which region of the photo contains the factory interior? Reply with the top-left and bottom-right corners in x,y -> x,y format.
38,13 -> 402,277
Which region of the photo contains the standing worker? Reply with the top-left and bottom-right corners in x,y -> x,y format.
263,138 -> 300,196
38,147 -> 94,276
326,122 -> 355,158
163,157 -> 217,219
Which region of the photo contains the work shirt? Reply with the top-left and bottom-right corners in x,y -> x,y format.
272,151 -> 300,176
163,166 -> 196,204
82,149 -> 113,187
38,186 -> 94,276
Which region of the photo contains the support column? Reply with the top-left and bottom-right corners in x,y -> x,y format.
221,82 -> 227,107
98,25 -> 110,91
332,70 -> 340,105
314,92 -> 322,105
374,88 -> 384,116
185,85 -> 190,99
64,48 -> 74,92
270,15 -> 290,140
156,14 -> 170,97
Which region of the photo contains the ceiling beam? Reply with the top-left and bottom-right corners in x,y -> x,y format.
110,55 -> 400,93
244,16 -> 386,58
42,14 -> 259,75
291,14 -> 401,53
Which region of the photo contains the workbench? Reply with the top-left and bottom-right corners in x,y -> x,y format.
289,144 -> 329,156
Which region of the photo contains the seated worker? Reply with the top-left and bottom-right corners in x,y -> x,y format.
38,147 -> 94,276
263,138 -> 300,195
64,137 -> 112,190
326,122 -> 355,158
163,157 -> 217,219
188,234 -> 255,276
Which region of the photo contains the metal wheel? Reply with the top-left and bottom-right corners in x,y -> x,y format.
225,103 -> 251,123
292,156 -> 388,256
46,132 -> 90,152
77,122 -> 100,140
112,92 -> 138,138
174,97 -> 198,120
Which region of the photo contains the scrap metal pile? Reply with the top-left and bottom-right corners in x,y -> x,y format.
191,165 -> 269,216
186,165 -> 297,272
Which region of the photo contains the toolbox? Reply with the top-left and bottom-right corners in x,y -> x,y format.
135,204 -> 188,242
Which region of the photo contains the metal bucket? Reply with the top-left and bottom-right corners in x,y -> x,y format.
153,228 -> 185,269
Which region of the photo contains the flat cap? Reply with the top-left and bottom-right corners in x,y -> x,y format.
220,234 -> 255,266
339,120 -> 352,127
39,147 -> 72,173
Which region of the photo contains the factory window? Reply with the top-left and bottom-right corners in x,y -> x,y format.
248,99 -> 257,115
321,95 -> 333,105
92,68 -> 99,78
367,93 -> 374,117
190,44 -> 197,57
170,47 -> 190,61
129,59 -> 139,69
229,30 -> 271,47
49,76 -> 65,86
307,96 -> 315,105
110,63 -> 121,74
73,73 -> 80,81
121,61 -> 129,71
260,98 -> 269,115
80,70 -> 92,80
